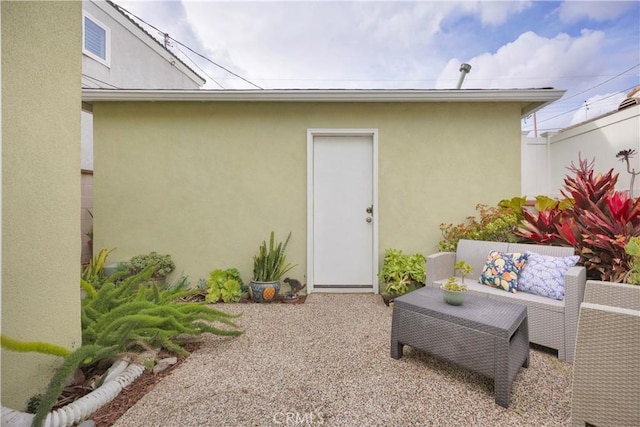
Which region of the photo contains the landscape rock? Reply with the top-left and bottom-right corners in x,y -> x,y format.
152,357 -> 177,374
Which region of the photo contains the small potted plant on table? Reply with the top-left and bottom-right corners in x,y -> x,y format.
441,260 -> 472,306
249,231 -> 296,303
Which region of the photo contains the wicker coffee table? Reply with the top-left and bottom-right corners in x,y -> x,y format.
391,287 -> 529,408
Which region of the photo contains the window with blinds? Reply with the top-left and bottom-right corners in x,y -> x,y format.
83,12 -> 110,66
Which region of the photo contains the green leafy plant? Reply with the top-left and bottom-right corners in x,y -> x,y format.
441,261 -> 472,292
439,199 -> 524,252
455,260 -> 472,281
379,249 -> 426,296
86,209 -> 94,240
3,260 -> 242,427
442,276 -> 467,292
624,237 -> 640,285
517,156 -> 640,282
27,395 -> 43,415
252,231 -> 297,282
206,268 -> 243,303
81,248 -> 114,285
0,335 -> 71,358
497,196 -> 527,213
128,252 -> 175,278
533,195 -> 574,211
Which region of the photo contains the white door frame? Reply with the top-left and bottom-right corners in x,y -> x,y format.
307,129 -> 379,294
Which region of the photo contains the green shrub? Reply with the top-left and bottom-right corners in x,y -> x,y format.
379,249 -> 426,296
625,237 -> 640,285
81,248 -> 114,286
439,199 -> 524,252
128,252 -> 175,278
206,268 -> 243,303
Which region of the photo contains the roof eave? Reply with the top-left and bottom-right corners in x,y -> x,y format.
82,88 -> 565,117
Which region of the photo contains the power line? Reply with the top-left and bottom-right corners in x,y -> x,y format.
112,2 -> 262,90
82,73 -> 120,89
169,38 -> 262,89
537,83 -> 638,125
176,45 -> 225,89
192,72 -> 638,85
555,63 -> 639,103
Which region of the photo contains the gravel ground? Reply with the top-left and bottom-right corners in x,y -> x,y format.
112,294 -> 572,427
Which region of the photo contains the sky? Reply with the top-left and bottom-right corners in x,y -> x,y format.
114,0 -> 640,135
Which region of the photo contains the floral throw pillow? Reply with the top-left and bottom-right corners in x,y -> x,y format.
479,251 -> 528,293
518,251 -> 579,300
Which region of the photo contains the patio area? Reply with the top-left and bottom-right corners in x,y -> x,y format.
112,294 -> 572,427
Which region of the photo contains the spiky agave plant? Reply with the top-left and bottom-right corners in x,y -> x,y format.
252,231 -> 297,282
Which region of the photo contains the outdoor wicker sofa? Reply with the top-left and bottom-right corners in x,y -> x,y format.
426,239 -> 587,361
571,280 -> 640,426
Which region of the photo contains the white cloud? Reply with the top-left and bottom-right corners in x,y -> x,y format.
111,0 -> 636,95
176,1 -> 539,89
117,1 -> 204,51
558,0 -> 637,22
569,91 -> 627,125
475,0 -> 533,26
435,29 -> 606,89
177,2 -> 452,88
521,90 -> 629,135
360,3 -> 448,48
116,0 -> 227,87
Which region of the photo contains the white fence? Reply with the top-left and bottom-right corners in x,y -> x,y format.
522,104 -> 640,199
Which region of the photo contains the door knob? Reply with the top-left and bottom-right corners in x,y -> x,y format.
366,217 -> 372,223
366,205 -> 373,214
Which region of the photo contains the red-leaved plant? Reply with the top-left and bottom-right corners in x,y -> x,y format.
518,203 -> 566,245
517,156 -> 640,282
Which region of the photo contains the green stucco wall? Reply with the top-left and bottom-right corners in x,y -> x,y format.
93,101 -> 521,285
1,1 -> 82,409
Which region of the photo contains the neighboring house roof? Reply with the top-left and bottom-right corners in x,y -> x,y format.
86,0 -> 205,86
548,99 -> 639,135
82,88 -> 565,117
542,85 -> 640,134
618,85 -> 640,111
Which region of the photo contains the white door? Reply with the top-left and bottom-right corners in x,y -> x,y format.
308,131 -> 378,292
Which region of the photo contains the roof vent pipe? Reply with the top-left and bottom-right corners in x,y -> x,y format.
456,63 -> 472,89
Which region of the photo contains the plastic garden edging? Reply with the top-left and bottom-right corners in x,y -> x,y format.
1,361 -> 145,427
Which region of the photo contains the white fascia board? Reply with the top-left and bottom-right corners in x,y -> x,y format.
82,88 -> 565,102
92,1 -> 205,86
82,88 -> 565,116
